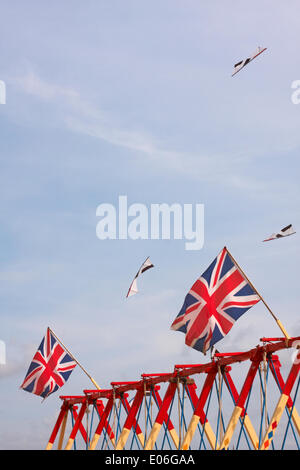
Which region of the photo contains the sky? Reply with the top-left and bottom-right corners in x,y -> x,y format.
0,1 -> 300,450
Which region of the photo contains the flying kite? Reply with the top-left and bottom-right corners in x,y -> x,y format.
232,46 -> 267,77
126,257 -> 154,298
263,224 -> 296,242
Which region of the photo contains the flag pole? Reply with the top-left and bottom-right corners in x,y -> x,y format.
225,247 -> 290,340
48,327 -> 101,390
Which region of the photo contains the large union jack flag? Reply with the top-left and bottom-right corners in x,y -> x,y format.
21,328 -> 77,399
170,247 -> 260,353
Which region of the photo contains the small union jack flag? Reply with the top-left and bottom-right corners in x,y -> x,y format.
21,328 -> 77,399
170,247 -> 260,353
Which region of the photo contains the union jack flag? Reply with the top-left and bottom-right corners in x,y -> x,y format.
170,247 -> 260,353
20,328 -> 77,399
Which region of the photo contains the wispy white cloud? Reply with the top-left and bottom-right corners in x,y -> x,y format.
12,69 -> 195,163
12,69 -> 100,119
10,68 -> 292,199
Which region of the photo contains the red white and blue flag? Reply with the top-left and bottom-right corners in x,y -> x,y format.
170,247 -> 260,353
20,328 -> 77,399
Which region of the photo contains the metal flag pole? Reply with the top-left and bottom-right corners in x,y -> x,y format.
225,247 -> 290,340
49,327 -> 101,390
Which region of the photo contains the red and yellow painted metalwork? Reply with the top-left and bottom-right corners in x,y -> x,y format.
46,336 -> 300,451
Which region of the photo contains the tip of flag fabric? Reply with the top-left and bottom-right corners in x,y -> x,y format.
126,278 -> 138,298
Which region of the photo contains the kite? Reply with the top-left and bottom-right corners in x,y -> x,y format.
263,224 -> 296,242
126,257 -> 154,298
232,46 -> 267,77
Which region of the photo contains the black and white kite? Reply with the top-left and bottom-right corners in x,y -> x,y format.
126,257 -> 154,298
263,224 -> 296,242
232,46 -> 267,77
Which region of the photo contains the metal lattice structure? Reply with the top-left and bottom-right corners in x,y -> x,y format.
46,336 -> 300,451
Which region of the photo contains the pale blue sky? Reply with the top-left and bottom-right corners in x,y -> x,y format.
0,1 -> 300,449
